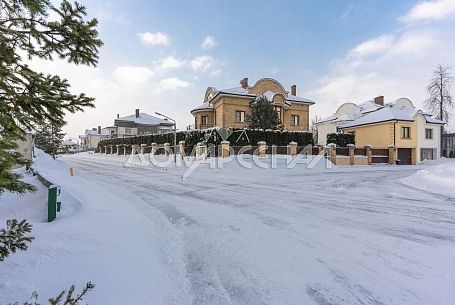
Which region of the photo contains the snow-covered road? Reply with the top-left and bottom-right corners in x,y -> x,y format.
59,154 -> 455,305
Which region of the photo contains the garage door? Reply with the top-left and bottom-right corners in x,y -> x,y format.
421,148 -> 435,161
397,148 -> 412,165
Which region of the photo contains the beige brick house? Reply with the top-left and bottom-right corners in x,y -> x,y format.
190,78 -> 315,131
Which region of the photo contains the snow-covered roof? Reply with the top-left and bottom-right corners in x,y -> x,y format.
359,101 -> 383,113
423,114 -> 445,125
191,102 -> 214,113
341,106 -> 417,128
286,94 -> 316,105
219,87 -> 252,95
62,139 -> 77,146
116,113 -> 174,126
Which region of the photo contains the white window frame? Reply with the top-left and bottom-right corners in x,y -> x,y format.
425,128 -> 433,139
291,115 -> 300,126
235,111 -> 245,122
401,126 -> 410,139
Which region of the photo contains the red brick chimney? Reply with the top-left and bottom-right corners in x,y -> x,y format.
240,78 -> 248,89
291,85 -> 297,96
97,126 -> 101,134
374,96 -> 384,106
135,109 -> 140,118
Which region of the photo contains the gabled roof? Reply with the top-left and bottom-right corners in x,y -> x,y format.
116,113 -> 174,126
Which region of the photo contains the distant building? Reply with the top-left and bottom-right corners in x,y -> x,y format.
443,133 -> 455,157
113,109 -> 174,138
79,126 -> 110,150
15,133 -> 33,164
60,139 -> 78,154
190,77 -> 315,131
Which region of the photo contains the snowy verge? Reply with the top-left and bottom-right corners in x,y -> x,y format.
0,150 -> 190,305
401,158 -> 455,198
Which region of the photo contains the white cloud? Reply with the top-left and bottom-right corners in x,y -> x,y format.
159,77 -> 191,91
349,35 -> 395,57
159,56 -> 186,70
137,32 -> 170,46
190,55 -> 215,72
113,66 -> 154,84
201,35 -> 216,49
401,0 -> 455,23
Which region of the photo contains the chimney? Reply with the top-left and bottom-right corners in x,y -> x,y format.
240,78 -> 248,89
117,113 -> 119,119
98,126 -> 101,134
374,96 -> 384,106
291,85 -> 296,96
135,109 -> 140,118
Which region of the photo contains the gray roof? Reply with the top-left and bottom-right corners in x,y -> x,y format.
116,113 -> 174,126
341,107 -> 416,128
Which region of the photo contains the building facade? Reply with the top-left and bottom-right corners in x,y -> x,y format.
316,96 -> 445,164
114,109 -> 174,138
443,133 -> 455,157
191,78 -> 315,131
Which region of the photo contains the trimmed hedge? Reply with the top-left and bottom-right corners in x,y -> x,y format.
98,128 -> 314,152
327,133 -> 355,147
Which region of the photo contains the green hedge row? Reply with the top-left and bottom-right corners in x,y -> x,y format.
327,133 -> 355,147
98,128 -> 314,151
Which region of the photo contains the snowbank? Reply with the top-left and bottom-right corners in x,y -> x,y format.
0,150 -> 189,305
401,159 -> 455,198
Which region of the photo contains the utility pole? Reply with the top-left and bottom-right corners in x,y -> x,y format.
156,112 -> 177,163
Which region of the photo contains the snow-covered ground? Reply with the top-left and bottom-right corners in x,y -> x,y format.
1,151 -> 455,305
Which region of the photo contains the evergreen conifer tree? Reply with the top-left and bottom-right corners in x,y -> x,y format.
247,96 -> 279,130
0,0 -> 103,194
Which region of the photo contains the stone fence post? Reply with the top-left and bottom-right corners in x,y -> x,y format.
151,143 -> 157,155
116,144 -> 121,155
140,144 -> 147,155
365,145 -> 372,165
257,141 -> 266,157
326,143 -> 337,164
179,141 -> 186,158
109,145 -> 114,155
221,141 -> 230,158
123,144 -> 127,156
388,146 -> 397,165
289,141 -> 297,156
347,143 -> 355,165
164,143 -> 170,156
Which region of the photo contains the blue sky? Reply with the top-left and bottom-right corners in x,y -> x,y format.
36,0 -> 455,138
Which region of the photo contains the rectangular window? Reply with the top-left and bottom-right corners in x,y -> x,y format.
291,115 -> 300,126
425,128 -> 433,139
201,116 -> 208,125
235,111 -> 245,122
125,128 -> 131,134
402,127 -> 410,139
274,106 -> 282,122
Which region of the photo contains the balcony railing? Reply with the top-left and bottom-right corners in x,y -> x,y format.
187,123 -> 216,130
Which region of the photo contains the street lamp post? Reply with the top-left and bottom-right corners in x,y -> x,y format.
155,112 -> 177,162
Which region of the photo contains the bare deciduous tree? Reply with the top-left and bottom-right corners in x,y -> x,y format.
425,64 -> 453,156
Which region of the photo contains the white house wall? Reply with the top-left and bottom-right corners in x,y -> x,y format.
317,122 -> 338,145
417,115 -> 440,161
